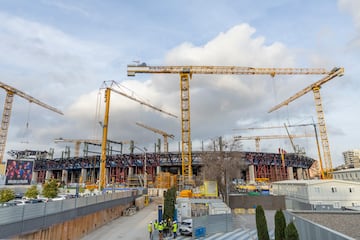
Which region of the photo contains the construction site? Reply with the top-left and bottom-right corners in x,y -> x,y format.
0,65 -> 344,191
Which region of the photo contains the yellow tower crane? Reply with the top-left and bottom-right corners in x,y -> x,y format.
98,80 -> 177,189
233,134 -> 315,152
0,81 -> 63,162
128,64 -> 333,184
268,67 -> 344,178
135,122 -> 174,153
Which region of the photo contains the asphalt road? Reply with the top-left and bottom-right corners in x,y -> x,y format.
81,197 -> 275,240
81,199 -> 161,240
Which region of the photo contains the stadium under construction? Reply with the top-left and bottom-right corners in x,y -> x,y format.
7,149 -> 316,187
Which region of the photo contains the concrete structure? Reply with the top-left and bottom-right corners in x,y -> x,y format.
333,168 -> 360,182
343,149 -> 360,168
272,179 -> 360,209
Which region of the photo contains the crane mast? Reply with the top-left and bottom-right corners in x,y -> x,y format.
268,67 -> 344,178
135,122 -> 174,153
0,81 -> 63,163
128,64 -> 331,185
98,81 -> 177,189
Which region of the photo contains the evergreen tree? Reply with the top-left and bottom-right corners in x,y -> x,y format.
275,209 -> 286,240
285,221 -> 299,240
163,187 -> 176,221
0,188 -> 15,203
256,205 -> 270,240
42,179 -> 59,198
25,185 -> 39,199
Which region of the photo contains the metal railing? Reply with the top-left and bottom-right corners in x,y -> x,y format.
0,190 -> 138,239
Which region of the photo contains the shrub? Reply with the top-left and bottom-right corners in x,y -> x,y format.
285,221 -> 299,240
256,205 -> 270,240
275,209 -> 286,240
42,179 -> 59,198
25,185 -> 39,199
0,188 -> 15,203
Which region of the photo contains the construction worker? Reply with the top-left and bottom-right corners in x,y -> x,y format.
158,221 -> 164,240
172,220 -> 177,239
148,221 -> 153,240
154,219 -> 158,231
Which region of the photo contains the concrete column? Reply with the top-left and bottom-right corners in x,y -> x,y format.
70,171 -> 75,183
45,170 -> 53,180
128,167 -> 134,176
297,168 -> 303,180
303,169 -> 310,179
157,166 -> 161,175
106,168 -> 109,185
248,165 -> 255,184
287,167 -> 294,180
80,168 -> 87,183
31,171 -> 38,184
62,169 -> 68,185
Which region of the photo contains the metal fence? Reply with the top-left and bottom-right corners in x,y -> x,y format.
0,190 -> 137,239
284,211 -> 355,240
192,213 -> 233,237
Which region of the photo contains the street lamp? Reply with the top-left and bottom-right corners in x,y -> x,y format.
134,146 -> 148,188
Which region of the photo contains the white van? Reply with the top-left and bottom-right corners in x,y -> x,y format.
179,218 -> 192,236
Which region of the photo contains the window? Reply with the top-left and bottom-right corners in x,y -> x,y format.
331,187 -> 337,193
314,187 -> 320,193
349,187 -> 355,193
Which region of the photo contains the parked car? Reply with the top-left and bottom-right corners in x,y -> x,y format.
6,199 -> 31,206
51,195 -> 67,201
179,218 -> 192,236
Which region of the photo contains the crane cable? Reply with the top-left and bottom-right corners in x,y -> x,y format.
93,90 -> 102,140
21,102 -> 32,144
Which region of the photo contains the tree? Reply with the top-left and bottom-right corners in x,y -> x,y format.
42,179 -> 59,198
0,188 -> 15,203
163,187 -> 176,221
199,137 -> 245,202
256,205 -> 270,240
25,185 -> 39,199
275,209 -> 286,240
285,221 -> 299,240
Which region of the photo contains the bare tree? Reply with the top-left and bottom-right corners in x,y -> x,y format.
199,137 -> 246,203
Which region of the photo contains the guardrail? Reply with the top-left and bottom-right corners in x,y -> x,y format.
0,190 -> 138,239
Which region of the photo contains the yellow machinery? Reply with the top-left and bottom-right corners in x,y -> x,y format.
127,64 -> 332,186
268,67 -> 344,178
98,81 -> 177,189
0,82 -> 63,162
135,122 -> 174,153
233,134 -> 314,152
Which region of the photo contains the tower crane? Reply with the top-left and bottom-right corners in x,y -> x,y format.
0,81 -> 63,162
128,64 -> 332,184
268,67 -> 344,178
135,122 -> 174,153
233,134 -> 315,152
98,80 -> 177,189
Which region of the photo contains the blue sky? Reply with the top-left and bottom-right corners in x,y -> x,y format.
0,0 -> 359,168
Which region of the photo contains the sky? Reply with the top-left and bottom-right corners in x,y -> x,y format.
0,0 -> 359,167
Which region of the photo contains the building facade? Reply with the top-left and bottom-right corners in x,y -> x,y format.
343,149 -> 360,168
333,168 -> 360,182
271,179 -> 360,209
